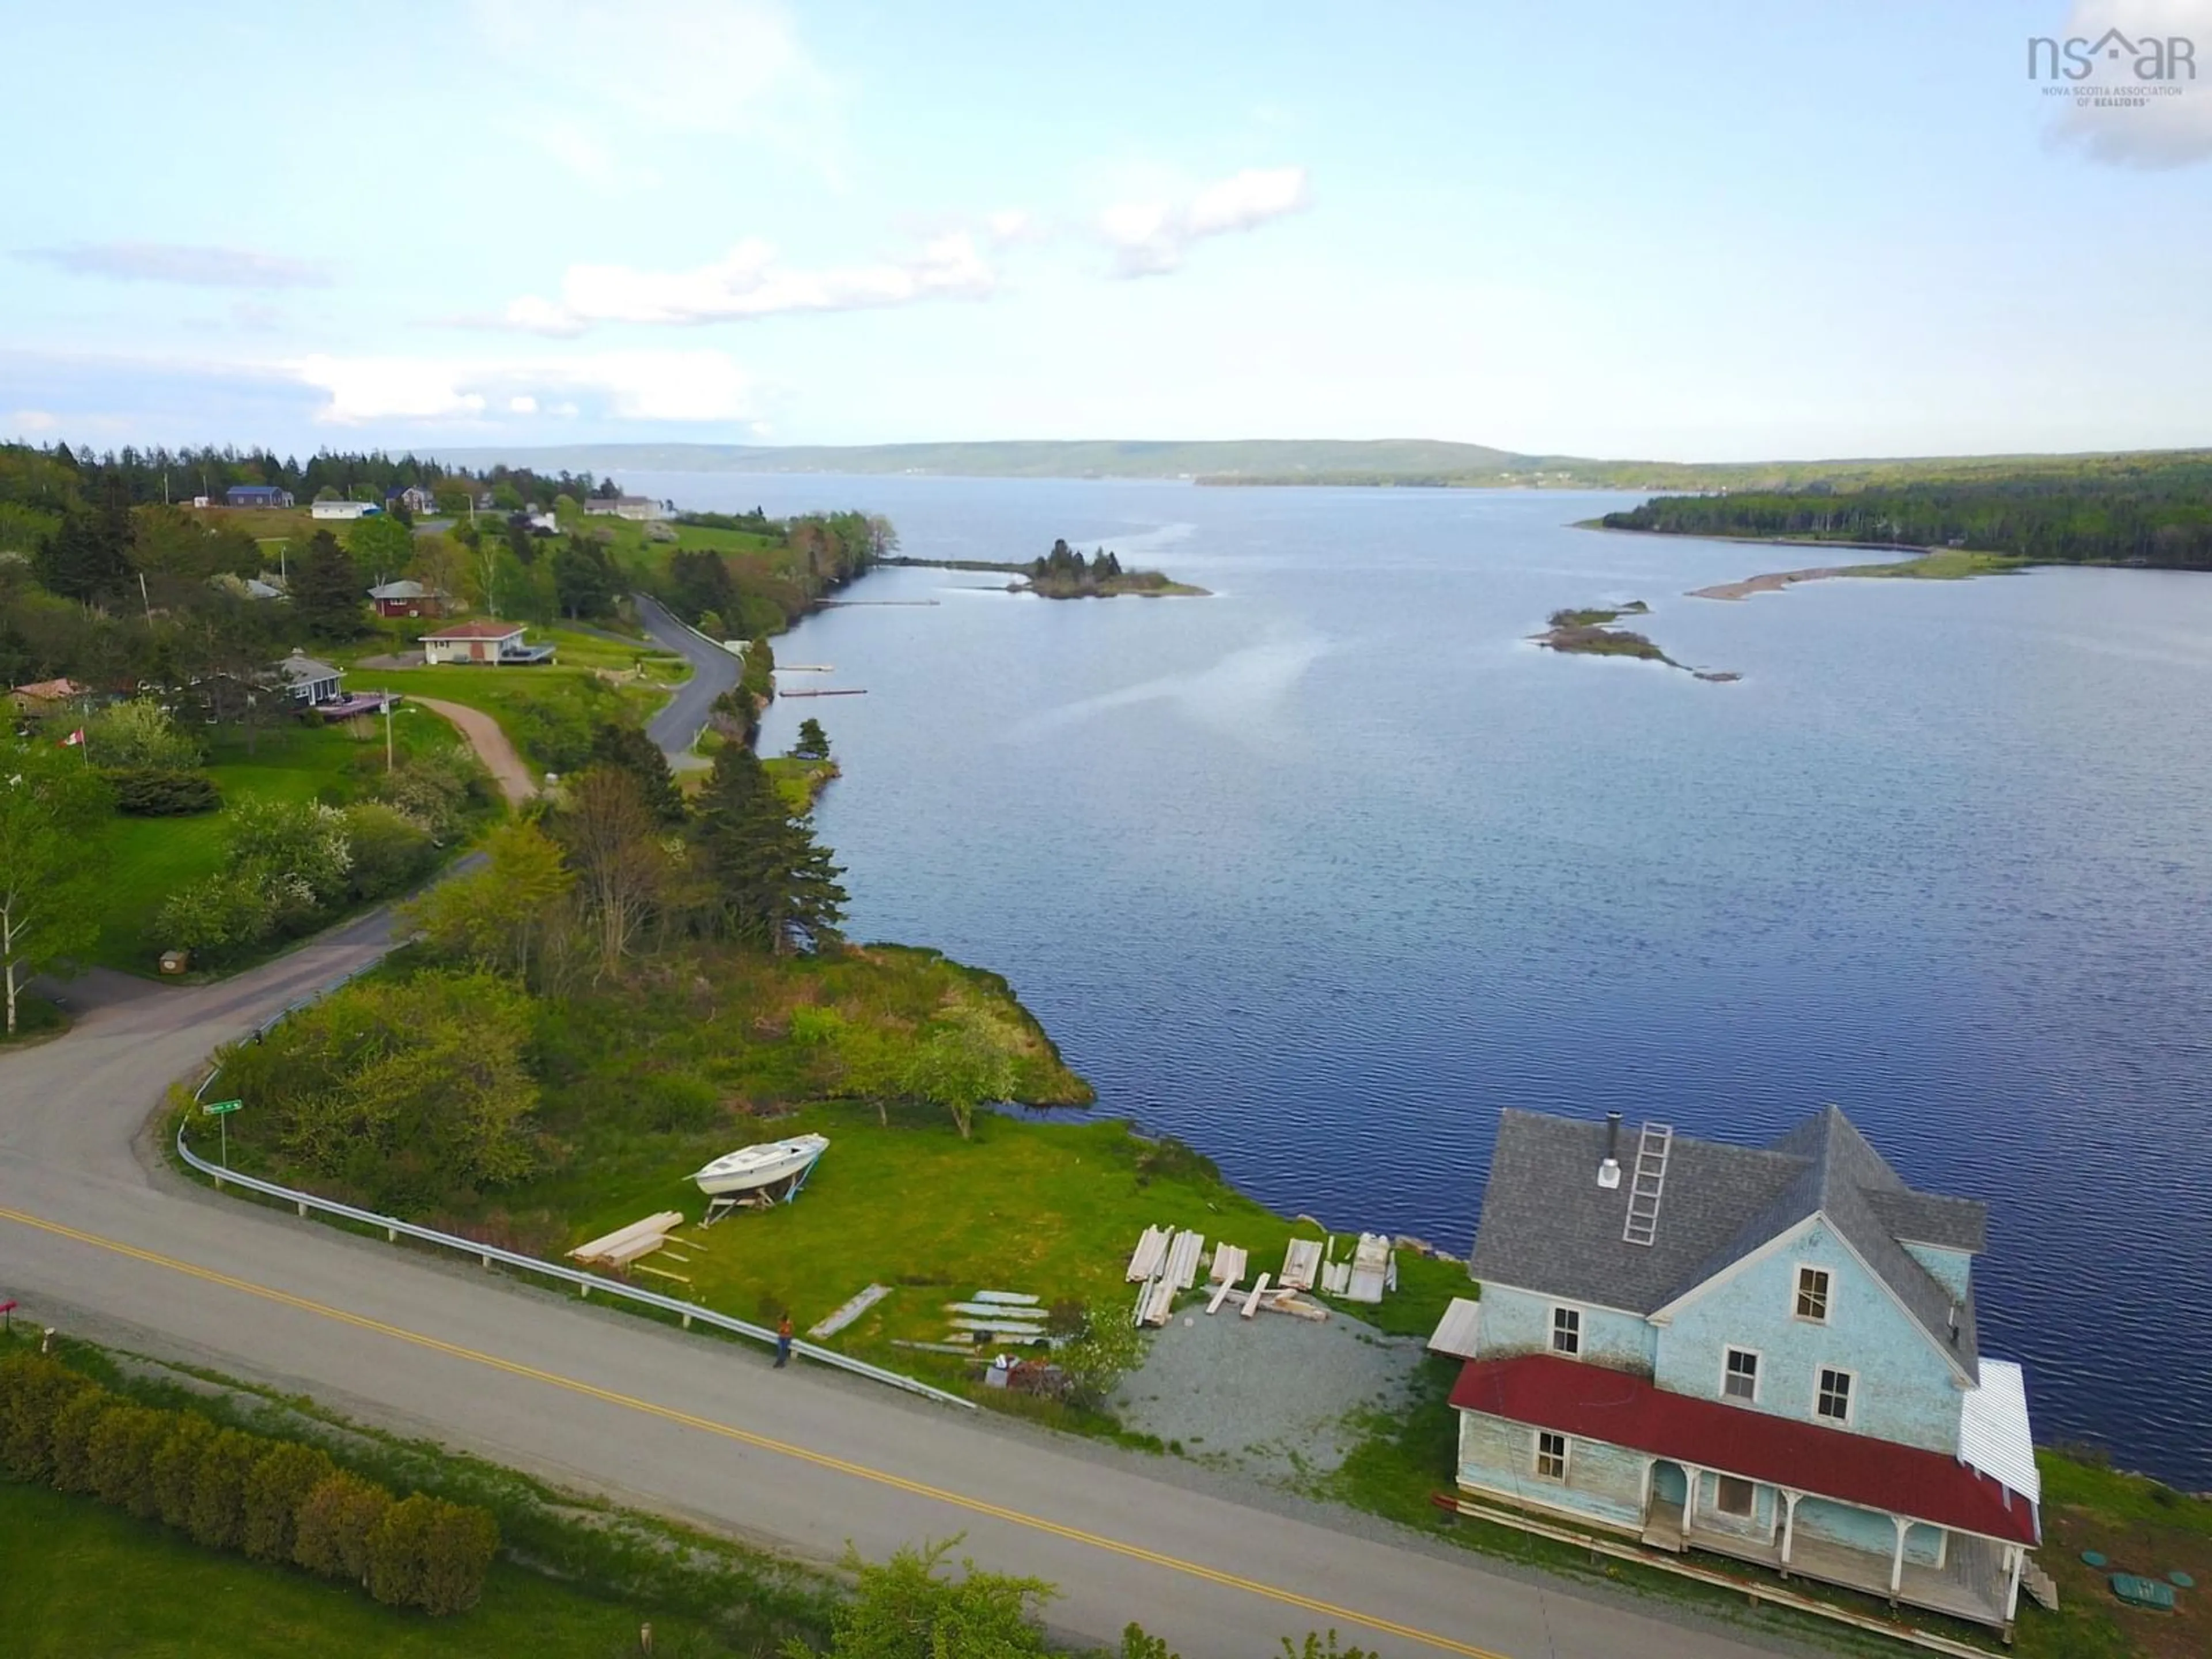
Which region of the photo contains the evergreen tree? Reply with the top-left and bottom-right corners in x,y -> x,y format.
692,746 -> 844,952
586,721 -> 685,824
35,479 -> 132,603
551,536 -> 618,618
791,717 -> 830,761
292,531 -> 366,640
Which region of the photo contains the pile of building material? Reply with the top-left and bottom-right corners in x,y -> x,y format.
945,1289 -> 1045,1343
1126,1225 -> 1171,1282
1209,1244 -> 1248,1285
568,1211 -> 685,1271
1280,1237 -> 1324,1290
810,1283 -> 892,1340
1344,1232 -> 1394,1304
1231,1272 -> 1327,1322
1131,1230 -> 1206,1326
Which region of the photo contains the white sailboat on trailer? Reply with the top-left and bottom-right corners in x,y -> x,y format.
690,1133 -> 829,1199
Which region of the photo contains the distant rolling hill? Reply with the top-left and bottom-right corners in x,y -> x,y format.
426,440 -> 2212,494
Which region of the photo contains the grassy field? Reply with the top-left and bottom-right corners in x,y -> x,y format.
0,1479 -> 742,1659
90,713 -> 468,972
337,661 -> 666,772
1842,549 -> 2035,581
760,752 -> 839,809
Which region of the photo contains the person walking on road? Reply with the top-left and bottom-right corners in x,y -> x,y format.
774,1313 -> 793,1369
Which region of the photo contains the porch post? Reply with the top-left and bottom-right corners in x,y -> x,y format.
2004,1543 -> 2025,1626
1779,1490 -> 1800,1573
1681,1464 -> 1701,1542
1889,1514 -> 1910,1599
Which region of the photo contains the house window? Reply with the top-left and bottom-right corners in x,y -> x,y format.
1794,1266 -> 1831,1323
1724,1347 -> 1759,1402
1817,1367 -> 1854,1424
1715,1475 -> 1756,1518
1535,1431 -> 1569,1482
1551,1306 -> 1581,1356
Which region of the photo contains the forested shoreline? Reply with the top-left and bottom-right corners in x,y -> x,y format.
1601,457 -> 2212,569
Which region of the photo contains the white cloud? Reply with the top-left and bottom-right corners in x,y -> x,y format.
2046,0 -> 2212,168
491,232 -> 997,333
9,410 -> 59,433
291,351 -> 756,426
1099,166 -> 1310,276
18,242 -> 332,289
474,0 -> 838,178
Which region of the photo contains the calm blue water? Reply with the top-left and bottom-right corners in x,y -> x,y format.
626,472 -> 2212,1489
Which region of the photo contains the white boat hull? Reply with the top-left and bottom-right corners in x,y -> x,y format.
690,1134 -> 828,1197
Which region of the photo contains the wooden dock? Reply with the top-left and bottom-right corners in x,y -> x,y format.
779,688 -> 868,698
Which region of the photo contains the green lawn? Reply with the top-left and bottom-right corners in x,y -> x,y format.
347,662 -> 668,772
90,714 -> 468,972
522,1101 -> 1470,1370
0,1477 -> 751,1657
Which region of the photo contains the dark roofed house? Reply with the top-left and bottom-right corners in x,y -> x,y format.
1442,1106 -> 2038,1636
225,484 -> 294,509
367,578 -> 448,619
271,649 -> 343,706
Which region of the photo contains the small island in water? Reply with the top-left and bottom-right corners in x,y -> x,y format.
1533,602 -> 1740,683
881,537 -> 1207,597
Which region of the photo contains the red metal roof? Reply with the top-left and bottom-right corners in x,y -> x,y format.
1449,1355 -> 2038,1546
422,620 -> 524,639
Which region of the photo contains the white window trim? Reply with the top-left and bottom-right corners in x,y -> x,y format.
1550,1303 -> 1584,1357
1721,1344 -> 1763,1404
1793,1264 -> 1835,1327
1534,1429 -> 1571,1483
1814,1363 -> 1857,1427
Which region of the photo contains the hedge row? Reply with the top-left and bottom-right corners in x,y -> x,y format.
0,1352 -> 497,1615
101,766 -> 221,816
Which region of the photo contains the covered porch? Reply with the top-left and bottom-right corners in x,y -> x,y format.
1641,1460 -> 2022,1632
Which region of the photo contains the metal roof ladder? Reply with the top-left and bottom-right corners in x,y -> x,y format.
1622,1122 -> 1674,1247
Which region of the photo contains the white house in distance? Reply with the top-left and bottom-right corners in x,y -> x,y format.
271,649 -> 344,705
584,495 -> 669,522
1441,1106 -> 2040,1637
419,620 -> 556,665
310,499 -> 382,521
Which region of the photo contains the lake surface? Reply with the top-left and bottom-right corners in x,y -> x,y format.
623,471 -> 2212,1489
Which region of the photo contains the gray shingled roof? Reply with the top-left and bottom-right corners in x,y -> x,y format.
1469,1106 -> 1983,1382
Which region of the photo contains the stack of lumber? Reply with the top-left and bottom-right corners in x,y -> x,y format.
1209,1244 -> 1248,1285
1345,1232 -> 1392,1304
1126,1225 -> 1171,1282
1162,1230 -> 1205,1291
568,1211 -> 685,1270
1320,1260 -> 1353,1297
810,1284 -> 892,1339
1280,1237 -> 1324,1290
1136,1277 -> 1177,1327
946,1288 -> 1046,1342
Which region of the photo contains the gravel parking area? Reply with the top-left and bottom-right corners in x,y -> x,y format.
1109,1301 -> 1425,1488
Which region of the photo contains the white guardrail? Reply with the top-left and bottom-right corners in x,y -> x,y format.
183,988 -> 974,1412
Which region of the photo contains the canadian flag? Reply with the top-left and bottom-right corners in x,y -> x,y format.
61,729 -> 85,747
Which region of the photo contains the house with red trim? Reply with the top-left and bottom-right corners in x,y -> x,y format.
419,620 -> 556,666
1442,1107 -> 2039,1634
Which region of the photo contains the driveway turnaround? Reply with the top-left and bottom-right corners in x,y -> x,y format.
635,592 -> 739,764
408,695 -> 538,804
3,950 -> 1789,1659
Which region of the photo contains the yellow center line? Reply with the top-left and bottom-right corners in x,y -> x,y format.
0,1204 -> 1506,1658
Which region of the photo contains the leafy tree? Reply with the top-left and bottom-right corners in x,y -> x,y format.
0,740 -> 113,1033
402,817 -> 575,982
902,1014 -> 1016,1141
588,720 -> 685,824
791,717 -> 831,761
692,745 -> 845,953
794,1538 -> 1056,1658
551,535 -> 619,618
557,766 -> 668,978
85,696 -> 202,770
293,528 -> 368,639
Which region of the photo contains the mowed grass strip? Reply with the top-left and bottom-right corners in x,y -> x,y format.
531,1102 -> 1470,1358
0,1479 -> 733,1659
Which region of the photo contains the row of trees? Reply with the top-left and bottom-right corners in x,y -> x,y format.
1603,459 -> 2212,567
660,510 -> 893,641
0,1351 -> 499,1616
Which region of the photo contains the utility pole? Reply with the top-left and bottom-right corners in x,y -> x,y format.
382,692 -> 395,772
138,570 -> 153,627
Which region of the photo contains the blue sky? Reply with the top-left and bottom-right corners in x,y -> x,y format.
2,0 -> 2207,460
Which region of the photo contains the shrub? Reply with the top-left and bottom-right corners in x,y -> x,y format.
86,697 -> 203,770
366,1492 -> 436,1608
186,1427 -> 266,1551
342,801 -> 437,901
294,1471 -> 393,1584
150,1412 -> 218,1529
0,1351 -> 95,1482
47,1388 -> 116,1493
87,1404 -> 170,1520
151,869 -> 277,958
415,1498 -> 499,1615
241,1440 -> 337,1563
373,743 -> 493,841
102,767 -> 221,816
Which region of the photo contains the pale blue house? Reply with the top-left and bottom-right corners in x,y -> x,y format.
1448,1107 -> 2041,1635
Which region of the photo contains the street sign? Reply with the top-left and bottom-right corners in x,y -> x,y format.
203,1099 -> 242,1115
